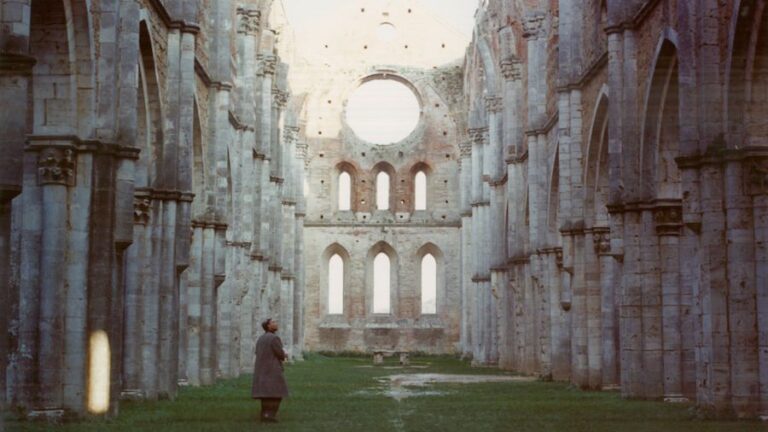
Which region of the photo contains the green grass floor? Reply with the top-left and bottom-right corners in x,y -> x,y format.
4,354 -> 768,432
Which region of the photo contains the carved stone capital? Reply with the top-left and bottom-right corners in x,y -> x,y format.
501,57 -> 523,81
485,96 -> 503,113
133,195 -> 152,225
523,13 -> 547,40
257,54 -> 278,76
237,8 -> 261,36
283,126 -> 300,144
554,247 -> 563,268
468,127 -> 488,146
746,157 -> 768,195
654,205 -> 682,236
592,228 -> 611,255
295,141 -> 308,160
37,146 -> 76,186
458,141 -> 472,158
272,89 -> 289,109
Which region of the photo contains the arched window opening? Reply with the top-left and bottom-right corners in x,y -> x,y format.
328,254 -> 344,314
338,171 -> 351,210
414,171 -> 427,210
421,254 -> 437,314
376,172 -> 390,210
373,253 -> 391,313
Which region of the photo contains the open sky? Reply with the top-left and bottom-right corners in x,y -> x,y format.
280,0 -> 479,38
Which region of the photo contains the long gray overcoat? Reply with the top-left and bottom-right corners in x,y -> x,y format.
251,332 -> 289,399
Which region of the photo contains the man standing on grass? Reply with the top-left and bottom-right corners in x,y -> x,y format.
252,318 -> 289,423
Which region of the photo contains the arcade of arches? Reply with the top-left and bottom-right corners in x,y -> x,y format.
0,0 -> 767,422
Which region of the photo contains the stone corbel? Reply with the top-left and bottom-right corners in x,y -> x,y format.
522,12 -> 547,40
272,89 -> 289,109
500,56 -> 523,81
37,146 -> 76,186
236,8 -> 261,36
592,227 -> 611,255
746,156 -> 768,196
458,141 -> 472,158
654,205 -> 683,236
484,96 -> 503,113
257,54 -> 278,76
133,191 -> 152,225
468,127 -> 488,146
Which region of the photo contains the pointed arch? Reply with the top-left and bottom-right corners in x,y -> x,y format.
136,20 -> 165,189
372,162 -> 396,211
366,241 -> 398,315
410,162 -> 432,211
321,243 -> 351,316
334,161 -> 359,212
416,243 -> 444,315
585,89 -> 610,227
640,38 -> 681,200
726,0 -> 768,147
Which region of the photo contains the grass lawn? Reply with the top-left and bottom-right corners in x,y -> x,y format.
4,354 -> 768,432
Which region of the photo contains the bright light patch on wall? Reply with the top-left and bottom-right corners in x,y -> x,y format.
415,171 -> 427,210
328,254 -> 344,314
376,172 -> 390,210
303,178 -> 309,198
376,22 -> 397,42
421,254 -> 437,314
373,253 -> 391,313
338,171 -> 351,210
87,330 -> 111,414
346,79 -> 420,145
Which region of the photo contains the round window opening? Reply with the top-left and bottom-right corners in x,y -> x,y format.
345,78 -> 421,145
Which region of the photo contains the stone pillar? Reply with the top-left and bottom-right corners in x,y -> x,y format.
655,205 -> 684,402
725,159 -> 759,416
458,140 -> 473,357
0,0 -> 34,409
748,157 -> 768,418
594,228 -> 619,388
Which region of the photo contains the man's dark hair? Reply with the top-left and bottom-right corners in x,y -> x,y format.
261,318 -> 272,332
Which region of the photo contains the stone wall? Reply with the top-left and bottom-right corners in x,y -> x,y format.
464,0 -> 768,419
0,0 -> 302,419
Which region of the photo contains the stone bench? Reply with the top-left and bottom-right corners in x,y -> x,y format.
373,350 -> 410,366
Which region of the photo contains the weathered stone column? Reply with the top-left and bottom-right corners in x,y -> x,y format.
0,1 -> 34,406
654,205 -> 684,401
458,140 -> 473,357
593,228 -> 619,388
725,158 -> 759,416
749,157 -> 768,418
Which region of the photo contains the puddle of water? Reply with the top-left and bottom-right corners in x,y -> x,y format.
374,373 -> 535,401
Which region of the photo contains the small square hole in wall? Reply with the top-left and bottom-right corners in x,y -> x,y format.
442,43 -> 446,48
361,179 -> 366,183
361,152 -> 366,157
399,215 -> 404,219
364,45 -> 368,50
400,200 -> 405,205
318,131 -> 323,135
327,100 -> 332,104
401,179 -> 405,183
363,215 -> 367,220
445,154 -> 450,159
320,215 -> 324,219
361,8 -> 365,12
445,200 -> 449,204
408,8 -> 412,13
320,180 -> 325,184
441,215 -> 446,220
444,180 -> 448,184
398,151 -> 404,157
435,103 -> 440,108
361,199 -> 366,204
319,152 -> 324,157
443,131 -> 448,136
324,44 -> 329,48
404,44 -> 409,49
